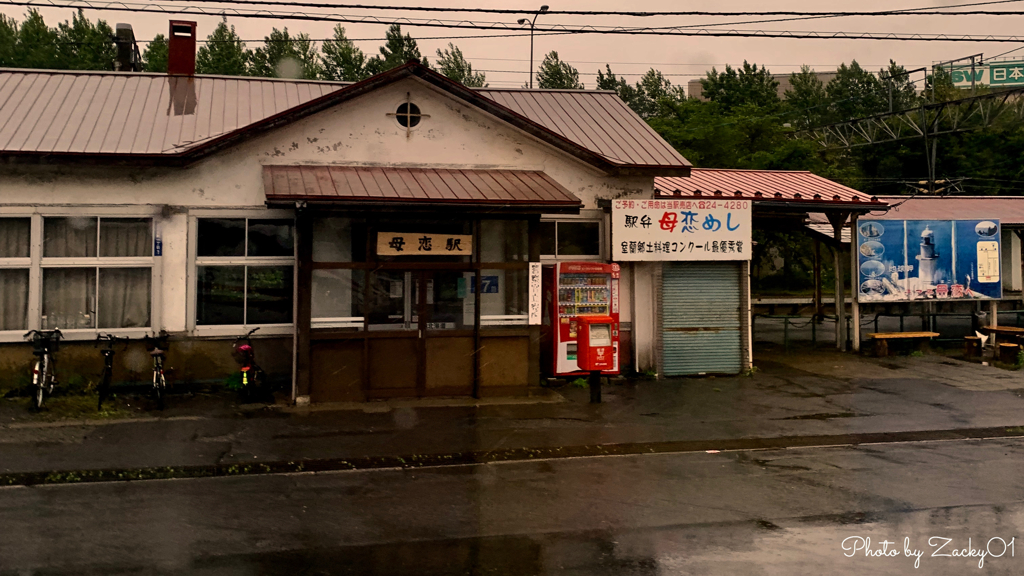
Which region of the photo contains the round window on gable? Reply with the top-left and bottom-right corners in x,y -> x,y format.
395,103 -> 422,128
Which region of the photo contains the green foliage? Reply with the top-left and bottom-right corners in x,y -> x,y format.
250,28 -> 322,79
320,25 -> 368,82
196,19 -> 250,76
225,371 -> 244,391
55,10 -> 115,71
536,51 -> 583,89
0,15 -> 16,67
597,65 -> 680,119
17,10 -> 58,69
142,34 -> 168,73
784,65 -> 828,128
570,377 -> 588,388
700,61 -> 780,112
435,43 -> 486,87
825,60 -> 886,121
365,24 -> 429,75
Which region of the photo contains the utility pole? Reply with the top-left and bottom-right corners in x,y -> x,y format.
518,5 -> 548,89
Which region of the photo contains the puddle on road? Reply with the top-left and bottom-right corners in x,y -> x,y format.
778,412 -> 863,421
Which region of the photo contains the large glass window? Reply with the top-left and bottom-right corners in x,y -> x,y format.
0,218 -> 30,331
540,220 -> 602,258
40,217 -> 154,330
195,218 -> 295,327
481,220 -> 529,262
312,269 -> 365,329
367,270 -> 416,331
312,218 -> 366,262
479,269 -> 529,326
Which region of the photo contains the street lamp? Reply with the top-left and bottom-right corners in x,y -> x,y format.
518,5 -> 548,89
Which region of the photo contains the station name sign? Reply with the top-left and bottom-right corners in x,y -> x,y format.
611,199 -> 752,261
377,232 -> 473,256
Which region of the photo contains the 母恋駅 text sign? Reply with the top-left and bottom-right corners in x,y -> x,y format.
612,199 -> 752,261
377,232 -> 472,256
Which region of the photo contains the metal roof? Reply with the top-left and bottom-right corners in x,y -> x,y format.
480,89 -> 690,169
0,70 -> 341,155
807,195 -> 1024,242
263,166 -> 582,209
0,64 -> 691,174
864,195 -> 1024,225
655,168 -> 883,210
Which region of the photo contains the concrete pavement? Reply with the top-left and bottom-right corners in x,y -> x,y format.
2,348 -> 1024,481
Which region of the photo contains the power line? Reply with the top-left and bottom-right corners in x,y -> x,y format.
8,1 -> 1024,43
64,0 -> 1024,17
111,0 -> 1024,32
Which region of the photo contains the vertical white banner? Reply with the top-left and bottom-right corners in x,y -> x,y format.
528,262 -> 542,325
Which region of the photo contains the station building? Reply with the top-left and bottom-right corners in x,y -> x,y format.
0,23 -> 694,402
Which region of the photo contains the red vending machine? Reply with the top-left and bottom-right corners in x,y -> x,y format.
544,262 -> 620,376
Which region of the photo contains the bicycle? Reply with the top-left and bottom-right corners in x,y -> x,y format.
143,331 -> 170,410
24,329 -> 62,410
232,327 -> 265,403
96,334 -> 130,411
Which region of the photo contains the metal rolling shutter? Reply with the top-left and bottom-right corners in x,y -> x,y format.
662,262 -> 742,375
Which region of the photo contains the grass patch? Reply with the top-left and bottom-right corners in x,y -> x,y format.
27,393 -> 135,421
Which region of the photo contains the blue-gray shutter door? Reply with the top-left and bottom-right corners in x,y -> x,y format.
662,262 -> 742,375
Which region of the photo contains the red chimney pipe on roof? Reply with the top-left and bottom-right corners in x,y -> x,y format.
168,20 -> 197,76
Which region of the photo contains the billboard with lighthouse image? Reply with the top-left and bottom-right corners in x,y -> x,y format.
857,219 -> 1001,302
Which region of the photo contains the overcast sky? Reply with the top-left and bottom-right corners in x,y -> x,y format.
2,0 -> 1020,89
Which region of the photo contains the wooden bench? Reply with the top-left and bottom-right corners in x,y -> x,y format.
979,325 -> 1024,347
867,331 -> 941,357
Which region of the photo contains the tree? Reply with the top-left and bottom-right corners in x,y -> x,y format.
825,60 -> 886,122
879,60 -> 920,112
699,61 -> 780,111
321,25 -> 368,82
55,10 -> 116,71
365,24 -> 428,75
16,10 -> 58,69
536,51 -> 583,89
633,69 -> 679,118
0,15 -> 17,68
142,34 -> 168,73
196,19 -> 250,76
596,65 -> 639,107
784,65 -> 828,128
435,43 -> 486,87
249,28 -> 322,79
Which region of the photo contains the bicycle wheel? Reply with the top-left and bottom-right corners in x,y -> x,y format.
153,371 -> 166,410
32,359 -> 47,410
97,371 -> 110,411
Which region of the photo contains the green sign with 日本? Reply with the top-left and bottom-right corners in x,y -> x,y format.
947,60 -> 1024,87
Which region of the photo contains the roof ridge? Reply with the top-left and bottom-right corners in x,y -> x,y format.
478,88 -> 617,94
0,67 -> 350,86
687,167 -> 812,174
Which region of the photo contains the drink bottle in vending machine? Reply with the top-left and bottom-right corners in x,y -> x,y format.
543,262 -> 620,376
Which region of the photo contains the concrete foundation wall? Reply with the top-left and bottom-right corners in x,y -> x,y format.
0,337 -> 293,396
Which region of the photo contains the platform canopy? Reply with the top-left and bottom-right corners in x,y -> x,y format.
263,165 -> 582,212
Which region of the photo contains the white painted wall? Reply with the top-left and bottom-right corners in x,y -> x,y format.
1001,229 -> 1021,293
0,77 -> 658,358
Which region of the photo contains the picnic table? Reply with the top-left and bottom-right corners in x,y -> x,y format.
979,325 -> 1024,347
866,331 -> 941,357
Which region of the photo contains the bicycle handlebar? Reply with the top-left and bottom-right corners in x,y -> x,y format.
24,328 -> 62,342
95,334 -> 131,349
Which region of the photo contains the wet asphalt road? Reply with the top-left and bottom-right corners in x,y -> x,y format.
3,436 -> 1024,575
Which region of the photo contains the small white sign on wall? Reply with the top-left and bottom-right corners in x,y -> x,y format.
529,262 -> 542,325
612,199 -> 752,261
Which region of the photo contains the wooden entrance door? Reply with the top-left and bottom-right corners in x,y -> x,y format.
365,269 -> 476,397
